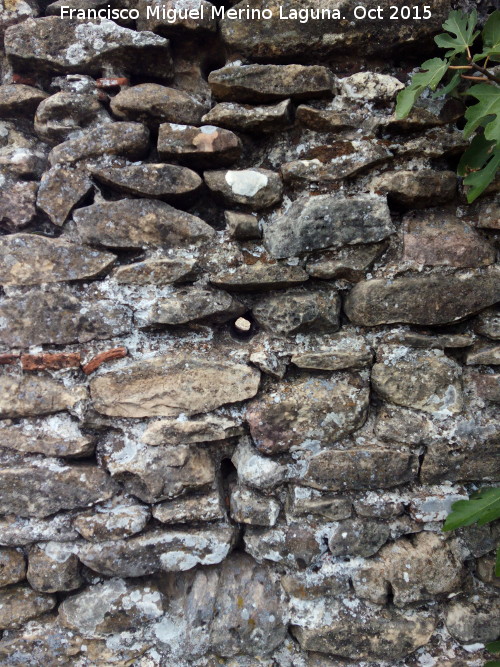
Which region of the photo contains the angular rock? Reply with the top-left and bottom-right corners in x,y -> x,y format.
210,263 -> 308,291
381,330 -> 474,350
49,122 -> 150,165
91,163 -> 202,201
91,354 -> 260,418
110,83 -> 206,126
402,210 -> 495,267
137,0 -> 216,34
78,524 -> 236,576
408,489 -> 467,524
152,490 -> 224,524
201,99 -> 292,133
136,286 -> 244,327
302,448 -> 418,491
0,514 -> 79,547
208,64 -> 333,103
225,210 -> 261,240
446,597 -> 500,644
0,234 -> 115,286
296,105 -> 364,132
112,256 -> 197,285
27,541 -> 82,592
264,195 -> 393,258
158,123 -> 241,168
305,242 -> 387,281
371,170 -> 456,208
291,336 -> 372,370
286,486 -> 352,521
73,198 -> 214,249
474,307 -> 500,339
0,84 -> 48,118
249,343 -> 288,379
354,492 -> 404,519
141,414 -> 244,446
338,71 -> 404,101
345,266 -> 500,326
328,519 -> 390,557
468,194 -> 499,230
0,548 -> 26,587
0,459 -> 117,517
281,141 -> 392,184
230,485 -> 280,526
0,416 -> 94,458
0,585 -> 56,630
5,17 -> 172,77
252,289 -> 341,336
34,92 -> 111,144
375,406 -> 434,445
0,376 -> 87,419
476,555 -> 500,587
372,349 -> 463,415
467,372 -> 500,403
232,438 -> 286,491
59,578 -> 165,637
0,287 -> 131,348
420,439 -> 500,484
204,168 -> 283,209
466,343 -> 500,365
246,373 -> 369,454
36,165 -> 93,226
244,520 -> 323,567
73,495 -> 151,541
0,178 -> 38,229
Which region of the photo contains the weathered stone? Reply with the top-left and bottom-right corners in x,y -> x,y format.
345,267 -> 500,326
78,524 -> 236,576
220,0 -> 449,60
209,64 -> 333,103
112,256 -> 197,285
0,178 -> 38,229
158,123 -> 241,168
244,520 -> 324,566
291,336 -> 372,370
249,341 -> 288,379
420,439 -> 500,484
375,406 -> 434,444
34,92 -> 111,144
0,585 -> 56,629
381,330 -> 474,350
59,578 -> 165,637
210,263 -> 308,291
232,438 -> 286,491
474,307 -> 500,339
225,210 -> 261,240
21,351 -> 81,371
204,168 -> 282,209
0,416 -> 94,458
102,436 -> 215,502
0,514 -> 79,547
0,376 -> 86,419
0,287 -> 131,348
354,491 -> 404,519
468,194 -> 499,230
371,170 -> 456,208
282,562 -> 350,599
137,0 -> 216,34
296,106 -> 364,132
0,233 -> 115,286
466,343 -> 500,365
230,485 -> 280,526
27,542 -> 82,593
92,163 -> 202,201
0,459 -> 117,517
136,286 -> 244,327
338,71 -> 404,101
246,373 -> 369,454
264,195 -> 393,258
5,17 -> 172,77
328,519 -> 390,557
306,242 -> 387,281
49,122 -> 150,165
252,289 -> 340,335
202,99 -> 292,133
111,83 -> 206,126
73,495 -> 150,541
477,554 -> 500,588
153,490 -> 224,524
141,414 -> 244,446
286,487 -> 352,521
291,599 -> 437,661
408,489 -> 467,523
303,448 -> 418,491
396,126 -> 468,159
352,533 -> 464,607
402,211 -> 495,267
73,198 -> 214,249
281,141 -> 392,184
0,84 -> 47,117
372,349 -> 462,415
467,372 -> 500,403
91,354 -> 260,417
0,548 -> 26,587
446,597 -> 500,644
36,165 -> 93,226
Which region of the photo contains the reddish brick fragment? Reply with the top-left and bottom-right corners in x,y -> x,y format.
82,347 -> 127,375
21,352 -> 81,371
96,77 -> 129,88
0,353 -> 19,365
11,74 -> 37,86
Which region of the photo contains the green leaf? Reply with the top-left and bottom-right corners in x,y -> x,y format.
458,133 -> 495,176
464,148 -> 500,202
395,59 -> 449,118
463,83 -> 500,143
487,640 -> 500,654
475,10 -> 500,62
485,661 -> 500,666
443,487 -> 500,530
434,9 -> 478,58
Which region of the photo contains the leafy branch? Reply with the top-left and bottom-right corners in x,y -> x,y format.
396,10 -> 500,203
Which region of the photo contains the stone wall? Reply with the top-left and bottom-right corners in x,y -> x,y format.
0,0 -> 499,665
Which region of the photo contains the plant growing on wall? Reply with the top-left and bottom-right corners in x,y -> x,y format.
396,9 -> 500,203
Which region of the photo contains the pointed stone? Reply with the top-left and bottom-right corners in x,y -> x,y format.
36,166 -> 93,226
204,168 -> 282,209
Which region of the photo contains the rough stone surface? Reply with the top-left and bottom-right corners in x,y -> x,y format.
0,376 -> 87,419
0,548 -> 26,587
306,242 -> 387,281
252,289 -> 341,335
202,99 -> 293,133
0,417 -> 94,458
36,165 -> 93,226
371,170 -> 456,207
141,414 -> 244,446
210,263 -> 308,291
158,123 -> 241,168
0,585 -> 56,629
27,541 -> 82,592
34,92 -> 111,144
112,256 -> 197,285
204,168 -> 283,209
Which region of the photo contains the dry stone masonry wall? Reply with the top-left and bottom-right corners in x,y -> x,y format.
0,0 -> 499,664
